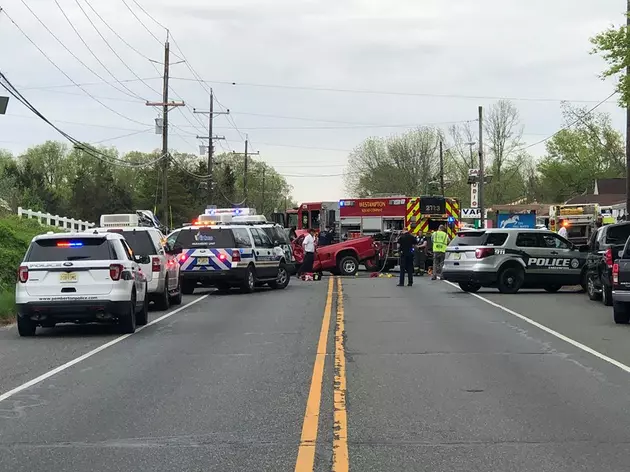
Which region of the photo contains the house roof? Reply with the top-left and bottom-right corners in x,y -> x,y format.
564,194 -> 625,206
595,178 -> 625,195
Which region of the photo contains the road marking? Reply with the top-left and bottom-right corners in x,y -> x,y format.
295,277 -> 334,471
333,277 -> 349,471
443,281 -> 630,374
0,295 -> 209,404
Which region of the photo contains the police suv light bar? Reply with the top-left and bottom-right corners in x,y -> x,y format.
204,207 -> 257,216
100,214 -> 140,227
232,215 -> 268,224
196,214 -> 233,224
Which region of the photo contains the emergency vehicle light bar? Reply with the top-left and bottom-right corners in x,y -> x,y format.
231,215 -> 268,224
204,207 -> 256,216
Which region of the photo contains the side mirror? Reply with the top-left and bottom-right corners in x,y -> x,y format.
273,240 -> 280,246
134,254 -> 151,264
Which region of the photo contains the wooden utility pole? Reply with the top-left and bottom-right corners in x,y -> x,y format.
194,88 -> 228,205
626,0 -> 630,219
478,106 -> 485,228
232,136 -> 259,206
146,32 -> 184,227
439,140 -> 445,196
261,165 -> 266,214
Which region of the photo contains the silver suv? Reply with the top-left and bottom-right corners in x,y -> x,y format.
442,228 -> 589,294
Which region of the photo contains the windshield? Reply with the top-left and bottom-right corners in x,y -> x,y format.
606,224 -> 630,245
26,238 -> 113,261
566,224 -> 588,238
450,231 -> 487,246
287,212 -> 298,228
174,228 -> 236,248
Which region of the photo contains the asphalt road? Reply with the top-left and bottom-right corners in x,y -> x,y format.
1,277 -> 630,471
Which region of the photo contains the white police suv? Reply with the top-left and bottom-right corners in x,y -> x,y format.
166,214 -> 291,294
15,232 -> 149,336
94,212 -> 181,310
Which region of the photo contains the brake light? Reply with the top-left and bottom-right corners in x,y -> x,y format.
179,253 -> 188,262
475,247 -> 495,259
109,264 -> 123,281
232,249 -> 241,262
18,265 -> 28,283
613,263 -> 619,284
218,253 -> 227,261
605,248 -> 613,268
152,257 -> 161,272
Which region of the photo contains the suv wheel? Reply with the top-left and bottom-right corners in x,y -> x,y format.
155,284 -> 171,311
120,296 -> 137,334
613,301 -> 630,324
269,263 -> 290,290
339,255 -> 359,276
137,287 -> 149,326
170,284 -> 183,305
603,285 -> 613,306
181,278 -> 195,295
497,266 -> 524,294
459,282 -> 481,293
17,316 -> 36,337
587,274 -> 602,301
240,266 -> 256,293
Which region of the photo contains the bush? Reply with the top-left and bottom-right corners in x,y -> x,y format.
0,216 -> 63,324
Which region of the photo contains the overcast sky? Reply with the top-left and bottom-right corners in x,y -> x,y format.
0,0 -> 626,204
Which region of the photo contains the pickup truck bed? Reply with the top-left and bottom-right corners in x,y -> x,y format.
291,235 -> 379,276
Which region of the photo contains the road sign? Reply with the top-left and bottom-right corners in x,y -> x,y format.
462,208 -> 481,219
470,182 -> 479,208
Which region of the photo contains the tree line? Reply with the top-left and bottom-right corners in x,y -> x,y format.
0,143 -> 295,227
344,99 -> 626,206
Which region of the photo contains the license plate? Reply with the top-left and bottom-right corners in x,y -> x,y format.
453,253 -> 461,260
197,257 -> 209,265
59,272 -> 77,282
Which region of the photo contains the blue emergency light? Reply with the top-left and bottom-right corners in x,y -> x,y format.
447,216 -> 455,223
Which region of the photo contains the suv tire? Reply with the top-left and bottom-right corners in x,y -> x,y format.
155,285 -> 171,311
603,285 -> 613,306
613,301 -> 630,324
497,266 -> 524,294
587,274 -> 602,301
170,285 -> 183,305
17,316 -> 36,337
459,282 -> 481,293
137,287 -> 149,326
338,255 -> 359,276
120,297 -> 137,334
240,266 -> 256,293
181,278 -> 195,295
269,263 -> 290,290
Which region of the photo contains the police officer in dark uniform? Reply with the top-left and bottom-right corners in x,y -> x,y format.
397,228 -> 417,287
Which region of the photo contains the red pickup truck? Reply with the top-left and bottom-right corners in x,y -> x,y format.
292,235 -> 380,276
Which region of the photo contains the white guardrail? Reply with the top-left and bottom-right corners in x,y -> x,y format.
17,207 -> 95,232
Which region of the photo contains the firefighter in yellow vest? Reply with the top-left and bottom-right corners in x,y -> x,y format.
431,225 -> 450,281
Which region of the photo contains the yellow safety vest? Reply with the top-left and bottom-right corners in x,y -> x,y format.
433,231 -> 448,253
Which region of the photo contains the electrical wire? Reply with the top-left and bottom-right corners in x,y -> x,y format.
119,0 -> 163,45
0,71 -> 167,168
170,76 -> 620,104
2,8 -> 152,127
8,113 -> 154,132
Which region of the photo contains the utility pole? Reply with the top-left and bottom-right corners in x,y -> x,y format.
232,135 -> 260,206
194,88 -> 228,205
439,140 -> 445,196
146,32 -> 184,227
261,165 -> 266,214
626,0 -> 630,219
478,106 -> 485,228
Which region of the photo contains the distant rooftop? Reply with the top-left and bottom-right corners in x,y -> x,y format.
594,178 -> 625,195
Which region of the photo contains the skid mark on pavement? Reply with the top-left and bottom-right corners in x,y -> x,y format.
444,281 -> 630,376
295,277 -> 335,471
332,277 -> 349,471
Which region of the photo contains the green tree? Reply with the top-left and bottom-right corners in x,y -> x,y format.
536,104 -> 625,202
591,16 -> 630,105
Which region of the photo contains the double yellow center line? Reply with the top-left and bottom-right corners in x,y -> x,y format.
294,276 -> 349,472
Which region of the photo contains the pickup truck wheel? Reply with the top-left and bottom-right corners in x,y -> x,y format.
587,274 -> 602,301
497,266 -> 524,294
613,301 -> 630,324
17,316 -> 36,337
543,285 -> 562,293
459,282 -> 481,293
339,255 -> 359,276
603,285 -> 613,306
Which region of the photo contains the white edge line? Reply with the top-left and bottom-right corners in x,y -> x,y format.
0,295 -> 209,403
443,280 -> 630,375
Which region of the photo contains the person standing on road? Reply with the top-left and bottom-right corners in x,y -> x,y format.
397,228 -> 417,287
300,228 -> 316,277
414,233 -> 428,276
431,225 -> 450,280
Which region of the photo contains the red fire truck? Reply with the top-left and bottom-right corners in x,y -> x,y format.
339,197 -> 407,238
294,201 -> 339,231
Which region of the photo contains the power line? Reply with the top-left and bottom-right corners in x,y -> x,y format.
170,76 -> 619,104
17,77 -> 161,91
2,8 -> 150,127
119,0 -> 163,45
